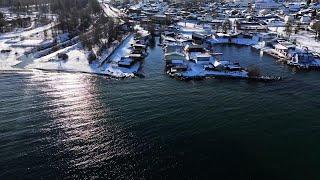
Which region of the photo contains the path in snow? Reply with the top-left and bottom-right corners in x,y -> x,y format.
0,23 -> 56,40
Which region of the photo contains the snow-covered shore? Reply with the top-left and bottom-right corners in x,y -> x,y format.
0,23 -> 142,78
100,34 -> 142,78
0,23 -> 61,71
180,62 -> 248,78
23,35 -> 140,78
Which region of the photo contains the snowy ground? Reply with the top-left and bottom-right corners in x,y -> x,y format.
0,39 -> 28,70
22,34 -> 140,78
0,23 -> 58,71
269,27 -> 320,54
291,31 -> 320,54
177,22 -> 207,34
0,22 -> 141,78
180,61 -> 248,78
100,35 -> 142,78
24,43 -> 100,73
23,33 -> 141,78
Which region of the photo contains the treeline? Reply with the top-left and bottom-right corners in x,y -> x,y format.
1,0 -> 131,62
1,0 -> 105,38
0,0 -> 51,12
0,0 -> 98,11
0,11 -> 32,32
0,0 -> 48,7
48,0 -> 123,52
53,0 -> 101,33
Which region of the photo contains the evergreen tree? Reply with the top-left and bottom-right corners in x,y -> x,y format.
285,22 -> 292,37
312,21 -> 320,40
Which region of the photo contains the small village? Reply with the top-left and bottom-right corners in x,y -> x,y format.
0,0 -> 320,81
1,1 -> 320,179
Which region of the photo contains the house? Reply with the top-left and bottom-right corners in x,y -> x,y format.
192,53 -> 212,64
169,59 -> 188,72
192,32 -> 208,44
254,0 -> 279,10
273,41 -> 295,57
164,52 -> 186,64
257,32 -> 278,42
288,3 -> 301,12
118,57 -> 135,68
184,44 -> 206,53
284,15 -> 294,23
300,15 -> 311,24
288,52 -> 315,65
164,44 -> 188,71
151,14 -> 168,24
165,44 -> 184,54
213,60 -> 243,71
238,21 -> 267,32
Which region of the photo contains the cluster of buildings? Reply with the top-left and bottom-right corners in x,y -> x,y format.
1,0 -> 319,79
118,33 -> 149,69
112,0 -> 320,79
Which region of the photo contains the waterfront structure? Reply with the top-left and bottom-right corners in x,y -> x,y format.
254,0 -> 280,10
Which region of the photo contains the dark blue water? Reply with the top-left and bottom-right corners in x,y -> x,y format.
1,40 -> 320,179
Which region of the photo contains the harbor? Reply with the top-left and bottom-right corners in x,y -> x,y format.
120,0 -> 320,81
1,42 -> 320,179
1,0 -> 320,81
1,0 -> 320,179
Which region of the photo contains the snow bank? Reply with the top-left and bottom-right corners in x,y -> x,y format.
104,62 -> 140,78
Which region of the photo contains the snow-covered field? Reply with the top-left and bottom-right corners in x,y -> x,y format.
24,43 -> 100,73
0,21 -> 140,78
269,27 -> 320,54
0,23 -> 56,71
291,31 -> 320,54
21,34 -> 139,78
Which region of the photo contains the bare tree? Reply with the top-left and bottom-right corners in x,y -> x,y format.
222,20 -> 231,33
295,22 -> 301,34
312,21 -> 320,40
285,22 -> 292,37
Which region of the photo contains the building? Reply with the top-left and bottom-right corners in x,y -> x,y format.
254,0 -> 279,10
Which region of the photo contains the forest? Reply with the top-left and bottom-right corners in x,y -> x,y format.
1,0 -> 124,52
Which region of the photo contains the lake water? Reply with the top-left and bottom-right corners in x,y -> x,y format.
1,39 -> 320,179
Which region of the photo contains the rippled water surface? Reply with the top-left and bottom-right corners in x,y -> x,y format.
1,41 -> 320,179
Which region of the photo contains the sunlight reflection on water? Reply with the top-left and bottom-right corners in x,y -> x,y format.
27,72 -> 132,172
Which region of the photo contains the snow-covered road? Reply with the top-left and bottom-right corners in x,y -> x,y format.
0,23 -> 56,40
